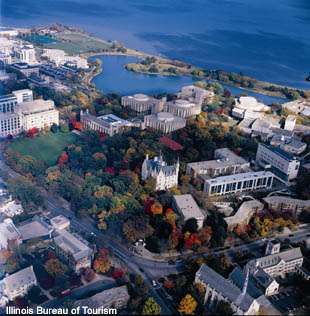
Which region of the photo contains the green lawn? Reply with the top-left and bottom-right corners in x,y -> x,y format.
9,132 -> 77,166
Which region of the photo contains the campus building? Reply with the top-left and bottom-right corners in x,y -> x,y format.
143,112 -> 186,133
80,110 -> 131,136
256,143 -> 300,181
0,218 -> 22,250
54,230 -> 93,273
186,148 -> 250,179
173,194 -> 205,229
0,89 -> 59,137
1,266 -> 37,301
121,94 -> 164,113
246,243 -> 303,278
141,154 -> 179,191
203,171 -> 274,196
177,85 -> 214,105
195,264 -> 260,315
164,99 -> 201,118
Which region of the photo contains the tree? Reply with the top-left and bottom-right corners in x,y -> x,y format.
150,202 -> 163,216
93,249 -> 112,274
142,297 -> 161,315
214,301 -> 234,316
178,294 -> 197,315
45,258 -> 67,277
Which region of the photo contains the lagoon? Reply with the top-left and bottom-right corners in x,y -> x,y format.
90,55 -> 286,104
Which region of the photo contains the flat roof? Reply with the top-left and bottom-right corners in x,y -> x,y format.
54,230 -> 92,261
4,266 -> 36,293
173,194 -> 205,221
204,171 -> 274,184
18,218 -> 52,240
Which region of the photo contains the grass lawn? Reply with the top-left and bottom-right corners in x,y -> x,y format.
9,132 -> 77,166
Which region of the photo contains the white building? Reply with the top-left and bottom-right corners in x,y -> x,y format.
225,200 -> 264,231
50,215 -> 70,231
246,245 -> 303,278
282,99 -> 310,116
256,143 -> 300,181
0,218 -> 22,250
141,155 -> 179,191
195,264 -> 260,315
144,112 -> 186,133
42,48 -> 89,69
203,171 -> 274,196
178,85 -> 214,105
0,90 -> 58,137
54,230 -> 93,273
81,111 -> 131,136
165,99 -> 201,118
173,194 -> 205,229
2,266 -> 37,301
232,97 -> 269,119
284,115 -> 296,131
186,148 -> 250,178
0,196 -> 23,218
17,99 -> 59,131
0,27 -> 18,38
73,285 -> 130,310
14,44 -> 37,65
121,94 -> 164,113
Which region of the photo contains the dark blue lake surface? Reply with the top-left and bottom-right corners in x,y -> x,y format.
2,0 -> 310,89
90,55 -> 286,104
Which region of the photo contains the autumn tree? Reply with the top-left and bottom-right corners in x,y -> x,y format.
45,258 -> 67,277
142,297 -> 161,315
178,294 -> 198,315
93,248 -> 112,274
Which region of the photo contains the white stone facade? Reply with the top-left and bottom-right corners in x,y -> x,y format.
256,143 -> 300,181
141,155 -> 179,191
144,112 -> 186,133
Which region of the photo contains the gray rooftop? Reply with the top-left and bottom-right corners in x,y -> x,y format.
54,230 -> 92,261
173,194 -> 205,221
18,217 -> 53,241
196,264 -> 256,312
4,266 -> 36,293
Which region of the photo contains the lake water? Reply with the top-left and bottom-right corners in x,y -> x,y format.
1,0 -> 310,90
90,55 -> 286,104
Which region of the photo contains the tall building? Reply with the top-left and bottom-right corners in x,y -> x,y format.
177,85 -> 214,105
14,44 -> 37,65
144,112 -> 186,133
141,154 -> 179,191
0,89 -> 58,138
256,143 -> 300,181
0,218 -> 22,250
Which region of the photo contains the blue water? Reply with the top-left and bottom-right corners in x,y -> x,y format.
90,55 -> 195,95
1,0 -> 310,89
91,55 -> 286,104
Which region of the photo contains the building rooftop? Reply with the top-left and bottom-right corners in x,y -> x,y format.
263,196 -> 310,208
173,194 -> 205,221
50,215 -> 70,229
196,264 -> 256,313
17,217 -> 53,241
0,219 -> 21,246
18,99 -> 55,115
74,285 -> 129,309
248,247 -> 303,270
54,230 -> 92,261
203,171 -> 274,184
3,266 -> 36,294
225,200 -> 264,226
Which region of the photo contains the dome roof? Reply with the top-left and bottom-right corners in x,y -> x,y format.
175,99 -> 195,108
133,94 -> 149,102
157,112 -> 175,122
